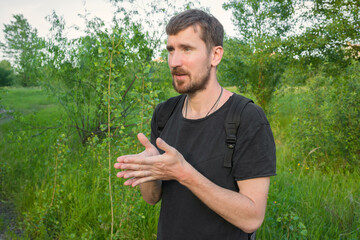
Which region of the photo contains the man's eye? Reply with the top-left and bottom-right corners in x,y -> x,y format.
185,48 -> 191,52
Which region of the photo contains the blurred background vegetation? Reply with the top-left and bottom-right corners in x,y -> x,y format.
0,0 -> 359,239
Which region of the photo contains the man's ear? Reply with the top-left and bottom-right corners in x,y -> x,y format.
211,46 -> 224,67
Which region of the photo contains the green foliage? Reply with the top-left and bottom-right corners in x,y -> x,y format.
284,0 -> 360,70
0,15 -> 44,86
219,37 -> 286,111
277,62 -> 360,170
39,11 -> 159,144
222,0 -> 294,111
275,211 -> 308,239
278,62 -> 309,87
36,0 -> 199,144
258,168 -> 359,239
222,0 -> 360,105
218,38 -> 248,88
0,60 -> 15,87
150,54 -> 175,100
223,0 -> 294,42
0,88 -> 160,239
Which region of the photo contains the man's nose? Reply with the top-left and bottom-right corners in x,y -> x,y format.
168,51 -> 182,68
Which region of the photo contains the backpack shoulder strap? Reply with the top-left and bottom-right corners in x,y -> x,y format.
156,95 -> 185,136
224,94 -> 253,168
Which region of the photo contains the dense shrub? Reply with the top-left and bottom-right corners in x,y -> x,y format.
286,61 -> 360,170
0,60 -> 15,87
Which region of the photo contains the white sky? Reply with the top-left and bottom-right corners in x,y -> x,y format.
0,0 -> 237,59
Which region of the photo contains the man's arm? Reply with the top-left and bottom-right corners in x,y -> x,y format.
179,163 -> 269,233
117,137 -> 270,233
139,181 -> 162,205
117,171 -> 162,205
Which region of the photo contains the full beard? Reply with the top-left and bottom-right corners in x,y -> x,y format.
171,66 -> 211,94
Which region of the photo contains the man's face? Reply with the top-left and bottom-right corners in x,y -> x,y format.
166,26 -> 212,94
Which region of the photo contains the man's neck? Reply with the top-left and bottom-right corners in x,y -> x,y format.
185,80 -> 232,119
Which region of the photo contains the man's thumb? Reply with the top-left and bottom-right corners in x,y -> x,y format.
137,133 -> 152,149
156,138 -> 173,153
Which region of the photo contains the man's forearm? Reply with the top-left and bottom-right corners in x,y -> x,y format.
139,180 -> 162,205
178,163 -> 269,233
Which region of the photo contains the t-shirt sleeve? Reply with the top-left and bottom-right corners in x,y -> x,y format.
231,103 -> 276,181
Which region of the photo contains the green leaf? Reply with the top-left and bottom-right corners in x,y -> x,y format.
300,229 -> 308,236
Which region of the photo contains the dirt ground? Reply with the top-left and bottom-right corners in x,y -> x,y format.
0,200 -> 21,239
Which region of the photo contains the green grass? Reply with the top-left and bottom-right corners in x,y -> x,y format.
0,87 -> 64,127
0,86 -> 359,239
258,150 -> 359,239
1,87 -> 59,113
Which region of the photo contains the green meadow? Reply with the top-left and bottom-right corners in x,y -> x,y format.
0,86 -> 358,239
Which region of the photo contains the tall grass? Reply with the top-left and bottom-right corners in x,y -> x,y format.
258,149 -> 359,239
258,86 -> 360,239
0,86 -> 359,239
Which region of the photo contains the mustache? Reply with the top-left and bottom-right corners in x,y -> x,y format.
171,67 -> 189,75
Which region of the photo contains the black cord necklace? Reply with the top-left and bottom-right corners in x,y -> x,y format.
184,87 -> 223,118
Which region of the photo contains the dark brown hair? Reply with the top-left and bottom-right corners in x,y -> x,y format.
166,9 -> 224,51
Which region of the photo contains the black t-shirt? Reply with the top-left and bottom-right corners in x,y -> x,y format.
150,94 -> 276,240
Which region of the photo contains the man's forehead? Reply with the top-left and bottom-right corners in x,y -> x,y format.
166,25 -> 203,44
169,24 -> 201,36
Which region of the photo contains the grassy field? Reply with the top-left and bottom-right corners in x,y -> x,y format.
0,86 -> 359,239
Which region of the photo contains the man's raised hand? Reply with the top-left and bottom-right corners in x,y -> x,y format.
114,133 -> 159,181
114,135 -> 190,187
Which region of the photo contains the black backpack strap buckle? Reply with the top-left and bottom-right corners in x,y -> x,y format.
226,134 -> 237,149
224,122 -> 237,168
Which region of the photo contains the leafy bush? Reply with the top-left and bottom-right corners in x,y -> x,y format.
218,37 -> 285,112
39,12 -> 160,144
286,61 -> 360,170
0,60 -> 15,87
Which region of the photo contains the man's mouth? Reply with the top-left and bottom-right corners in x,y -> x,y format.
173,74 -> 187,82
171,68 -> 189,82
174,73 -> 186,77
171,68 -> 188,76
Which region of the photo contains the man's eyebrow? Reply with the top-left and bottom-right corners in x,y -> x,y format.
166,43 -> 194,51
179,43 -> 193,49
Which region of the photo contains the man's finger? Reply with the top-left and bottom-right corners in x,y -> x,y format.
124,177 -> 138,186
120,163 -> 149,171
116,156 -> 126,163
114,162 -> 122,169
117,170 -> 144,179
156,137 -> 175,153
122,155 -> 158,165
123,170 -> 152,179
116,170 -> 131,178
137,133 -> 153,150
130,176 -> 156,187
117,153 -> 141,163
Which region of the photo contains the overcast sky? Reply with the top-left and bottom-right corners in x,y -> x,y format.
0,0 -> 237,59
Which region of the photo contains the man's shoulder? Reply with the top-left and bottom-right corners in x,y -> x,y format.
155,95 -> 185,113
230,93 -> 269,125
153,95 -> 185,131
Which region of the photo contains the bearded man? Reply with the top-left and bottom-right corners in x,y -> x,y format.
114,9 -> 276,240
